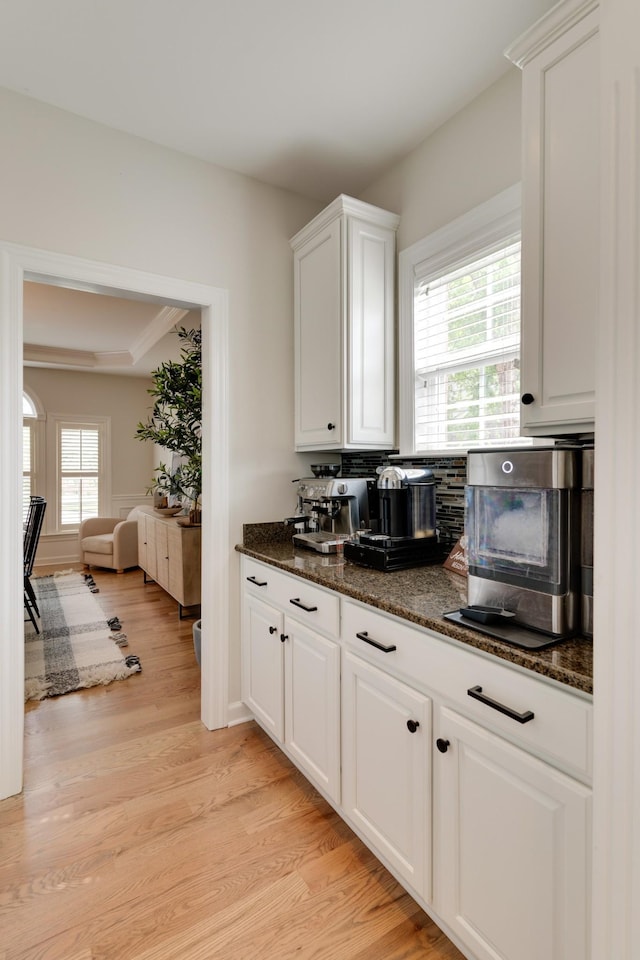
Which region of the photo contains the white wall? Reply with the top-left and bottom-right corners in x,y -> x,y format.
360,69 -> 522,251
3,67 -> 523,711
1,86 -> 321,704
23,366 -> 155,564
24,366 -> 155,500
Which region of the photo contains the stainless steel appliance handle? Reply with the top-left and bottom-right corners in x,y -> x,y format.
467,685 -> 534,724
356,630 -> 397,653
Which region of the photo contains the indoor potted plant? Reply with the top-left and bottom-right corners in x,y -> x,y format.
136,327 -> 202,524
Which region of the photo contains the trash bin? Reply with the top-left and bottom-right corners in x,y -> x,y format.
192,619 -> 202,667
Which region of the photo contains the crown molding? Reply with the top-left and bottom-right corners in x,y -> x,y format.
129,305 -> 189,364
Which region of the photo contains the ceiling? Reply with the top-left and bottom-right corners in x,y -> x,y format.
23,281 -> 200,377
1,0 -> 556,203
5,0 -> 556,373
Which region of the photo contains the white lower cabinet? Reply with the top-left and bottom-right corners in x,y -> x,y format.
284,617 -> 340,802
341,651 -> 431,899
434,705 -> 591,960
241,562 -> 592,960
242,594 -> 284,741
241,558 -> 341,803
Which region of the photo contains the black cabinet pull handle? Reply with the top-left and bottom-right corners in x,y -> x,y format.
289,598 -> 318,612
407,720 -> 420,733
269,626 -> 277,635
521,393 -> 535,405
247,575 -> 268,587
280,633 -> 288,643
436,738 -> 450,753
327,422 -> 336,430
467,685 -> 534,724
355,630 -> 397,653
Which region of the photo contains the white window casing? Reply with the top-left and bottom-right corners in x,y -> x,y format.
22,389 -> 45,524
398,184 -> 526,455
46,414 -> 111,533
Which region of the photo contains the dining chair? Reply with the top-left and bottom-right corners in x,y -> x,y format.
24,496 -> 47,633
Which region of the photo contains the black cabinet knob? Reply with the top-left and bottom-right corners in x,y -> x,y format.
269,626 -> 277,635
406,719 -> 420,733
521,393 -> 535,405
327,422 -> 336,430
280,633 -> 288,643
436,738 -> 450,753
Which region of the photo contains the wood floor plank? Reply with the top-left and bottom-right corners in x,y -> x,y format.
1,566 -> 464,960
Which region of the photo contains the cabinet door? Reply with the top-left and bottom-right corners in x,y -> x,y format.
293,219 -> 343,449
435,705 -> 591,960
178,525 -> 201,607
154,521 -> 169,590
519,10 -> 599,434
242,595 -> 284,742
165,524 -> 201,608
137,514 -> 149,574
145,516 -> 159,581
283,618 -> 340,803
347,217 -> 395,448
342,652 -> 431,899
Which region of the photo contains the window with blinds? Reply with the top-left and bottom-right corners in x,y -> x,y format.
413,239 -> 522,451
23,423 -> 33,522
23,391 -> 39,523
398,185 -> 526,455
58,424 -> 100,526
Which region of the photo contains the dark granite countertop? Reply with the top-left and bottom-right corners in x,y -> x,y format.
237,523 -> 593,696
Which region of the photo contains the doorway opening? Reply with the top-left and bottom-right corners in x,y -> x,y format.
1,242 -> 230,800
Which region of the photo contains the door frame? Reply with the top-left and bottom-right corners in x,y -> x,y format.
0,241 -> 230,800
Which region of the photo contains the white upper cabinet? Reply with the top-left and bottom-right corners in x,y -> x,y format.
506,0 -> 599,435
290,195 -> 399,451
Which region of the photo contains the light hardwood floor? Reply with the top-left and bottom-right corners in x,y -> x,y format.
1,566 -> 465,960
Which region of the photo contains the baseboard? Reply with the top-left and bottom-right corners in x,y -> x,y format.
227,700 -> 253,727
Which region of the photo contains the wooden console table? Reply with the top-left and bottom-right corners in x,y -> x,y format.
135,506 -> 201,617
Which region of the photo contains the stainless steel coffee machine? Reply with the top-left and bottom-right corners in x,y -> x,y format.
344,466 -> 443,570
286,477 -> 371,553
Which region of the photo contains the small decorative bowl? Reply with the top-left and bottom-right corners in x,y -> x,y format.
153,506 -> 182,517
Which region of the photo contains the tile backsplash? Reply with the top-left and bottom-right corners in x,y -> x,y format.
340,451 -> 466,545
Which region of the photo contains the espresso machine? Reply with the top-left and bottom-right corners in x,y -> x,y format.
286,477 -> 372,553
344,466 -> 443,570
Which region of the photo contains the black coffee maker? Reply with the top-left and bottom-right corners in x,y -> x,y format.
344,467 -> 442,571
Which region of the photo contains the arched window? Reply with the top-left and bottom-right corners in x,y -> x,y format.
22,389 -> 43,521
23,392 -> 37,417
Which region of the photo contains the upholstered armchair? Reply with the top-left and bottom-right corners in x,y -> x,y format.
79,510 -> 139,573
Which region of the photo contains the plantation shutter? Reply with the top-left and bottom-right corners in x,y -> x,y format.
59,425 -> 100,525
22,423 -> 32,522
413,238 -> 522,451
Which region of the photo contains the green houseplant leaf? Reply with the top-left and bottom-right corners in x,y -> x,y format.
136,327 -> 202,521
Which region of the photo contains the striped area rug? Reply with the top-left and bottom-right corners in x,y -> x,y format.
24,571 -> 141,701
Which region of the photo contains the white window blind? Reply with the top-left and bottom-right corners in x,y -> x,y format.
59,425 -> 100,526
23,391 -> 39,523
22,423 -> 32,522
413,239 -> 522,452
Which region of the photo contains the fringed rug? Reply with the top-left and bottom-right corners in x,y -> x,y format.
24,571 -> 141,701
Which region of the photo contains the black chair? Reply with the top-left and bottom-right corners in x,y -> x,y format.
24,496 -> 47,633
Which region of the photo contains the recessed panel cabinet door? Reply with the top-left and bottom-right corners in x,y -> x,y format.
347,217 -> 395,447
283,618 -> 340,803
435,706 -> 591,960
241,595 -> 284,742
342,652 -> 431,900
516,8 -> 599,434
293,220 -> 343,448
